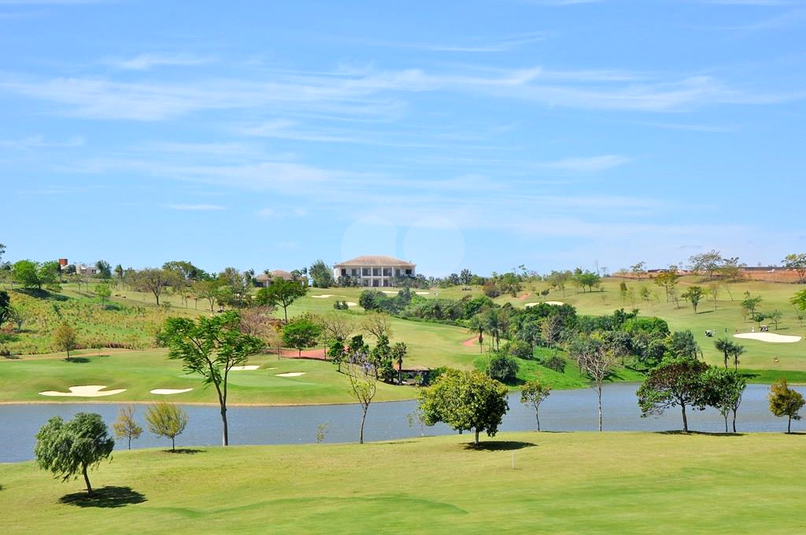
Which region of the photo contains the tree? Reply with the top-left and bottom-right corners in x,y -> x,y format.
94,283 -> 112,304
53,322 -> 78,361
702,368 -> 746,433
637,356 -> 709,432
319,312 -> 354,347
689,250 -> 722,279
575,270 -> 601,292
467,314 -> 486,352
0,290 -> 10,328
159,311 -> 263,446
309,259 -> 335,288
482,307 -> 509,351
145,402 -> 188,451
654,266 -> 681,304
255,279 -> 307,322
34,413 -> 115,497
792,289 -> 806,320
12,259 -> 59,291
768,310 -> 783,330
630,261 -> 646,280
714,338 -> 745,370
667,330 -> 701,360
344,336 -> 377,444
768,378 -> 805,434
569,335 -> 616,431
282,318 -> 322,357
392,341 -> 407,385
95,260 -> 112,279
419,369 -> 509,445
782,253 -> 806,283
681,286 -> 704,313
361,311 -> 393,342
487,352 -> 520,383
114,264 -> 124,287
133,268 -> 176,306
521,379 -> 551,431
741,292 -> 763,321
112,405 -> 143,450
163,260 -> 209,282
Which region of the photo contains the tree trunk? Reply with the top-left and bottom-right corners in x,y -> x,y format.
474,428 -> 480,445
82,464 -> 93,496
128,436 -> 132,450
595,384 -> 603,431
221,405 -> 229,446
171,436 -> 175,451
732,409 -> 738,433
787,415 -> 792,434
681,404 -> 689,433
359,406 -> 367,444
724,414 -> 728,433
536,409 -> 541,432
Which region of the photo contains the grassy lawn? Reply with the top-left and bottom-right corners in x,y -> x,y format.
1,431 -> 805,534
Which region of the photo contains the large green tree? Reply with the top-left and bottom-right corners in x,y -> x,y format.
0,290 -> 10,328
768,378 -> 805,434
282,318 -> 322,357
637,356 -> 709,432
53,322 -> 78,361
133,268 -> 177,306
34,413 -> 115,497
255,279 -> 308,322
309,259 -> 335,288
159,311 -> 263,446
12,259 -> 59,290
419,369 -> 509,445
702,368 -> 746,433
681,286 -> 704,313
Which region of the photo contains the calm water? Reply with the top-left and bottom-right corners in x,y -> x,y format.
1,383 -> 801,463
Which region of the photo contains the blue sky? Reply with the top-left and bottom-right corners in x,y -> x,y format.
1,0 -> 804,277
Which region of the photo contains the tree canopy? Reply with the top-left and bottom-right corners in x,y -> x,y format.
419,369 -> 509,445
768,378 -> 805,434
637,356 -> 709,432
159,311 -> 263,445
255,279 -> 308,322
34,413 -> 115,497
12,259 -> 60,291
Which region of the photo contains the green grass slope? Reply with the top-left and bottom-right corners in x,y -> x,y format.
1,432 -> 805,534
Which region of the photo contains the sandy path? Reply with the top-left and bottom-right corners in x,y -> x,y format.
462,337 -> 479,347
734,333 -> 802,343
40,385 -> 126,397
231,365 -> 260,371
311,295 -> 333,299
276,372 -> 306,377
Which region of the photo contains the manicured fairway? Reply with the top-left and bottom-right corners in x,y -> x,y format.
1,432 -> 804,534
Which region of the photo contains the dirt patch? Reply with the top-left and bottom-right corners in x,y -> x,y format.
518,293 -> 530,300
462,337 -> 480,347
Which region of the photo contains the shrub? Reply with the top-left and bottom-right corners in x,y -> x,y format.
487,353 -> 520,383
541,354 -> 566,373
505,340 -> 534,360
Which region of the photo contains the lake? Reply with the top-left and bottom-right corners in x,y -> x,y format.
1,383 -> 801,463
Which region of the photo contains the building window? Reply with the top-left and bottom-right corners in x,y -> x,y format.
362,279 -> 370,287
372,279 -> 380,287
341,269 -> 347,276
373,267 -> 381,276
363,268 -> 371,276
383,268 -> 391,276
383,279 -> 390,287
405,269 -> 412,275
352,269 -> 359,276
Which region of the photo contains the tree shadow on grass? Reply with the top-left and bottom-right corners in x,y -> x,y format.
655,430 -> 746,437
463,441 -> 536,451
59,486 -> 146,508
66,357 -> 90,363
167,448 -> 203,455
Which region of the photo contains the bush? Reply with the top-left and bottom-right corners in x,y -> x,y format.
541,354 -> 566,373
505,340 -> 534,360
487,353 -> 520,383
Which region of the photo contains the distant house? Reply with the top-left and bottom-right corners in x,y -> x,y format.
333,255 -> 415,288
74,263 -> 97,276
255,269 -> 308,287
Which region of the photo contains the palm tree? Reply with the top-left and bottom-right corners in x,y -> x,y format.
467,314 -> 486,353
482,308 -> 509,351
714,337 -> 732,370
729,344 -> 746,371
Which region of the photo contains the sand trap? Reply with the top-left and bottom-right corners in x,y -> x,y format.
311,295 -> 333,299
546,301 -> 564,306
734,333 -> 802,343
416,292 -> 430,295
275,372 -> 306,377
39,385 -> 126,397
524,303 -> 538,308
346,302 -> 358,307
525,301 -> 563,308
150,388 -> 193,395
231,365 -> 260,371
382,290 -> 398,295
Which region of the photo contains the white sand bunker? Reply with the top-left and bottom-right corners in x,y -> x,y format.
346,302 -> 358,307
40,385 -> 126,398
275,372 -> 306,377
416,292 -> 430,295
150,388 -> 193,395
231,365 -> 260,371
311,295 -> 333,299
734,332 -> 802,343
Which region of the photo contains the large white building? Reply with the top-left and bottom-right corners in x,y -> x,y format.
333,255 -> 416,287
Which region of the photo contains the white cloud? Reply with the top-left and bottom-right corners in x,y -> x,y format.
105,54 -> 212,71
541,155 -> 631,172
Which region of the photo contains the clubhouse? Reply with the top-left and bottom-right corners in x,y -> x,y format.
333,255 -> 416,287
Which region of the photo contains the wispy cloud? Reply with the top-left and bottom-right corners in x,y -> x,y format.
104,53 -> 212,71
0,135 -> 84,149
541,155 -> 631,172
371,32 -> 550,53
165,204 -> 226,211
